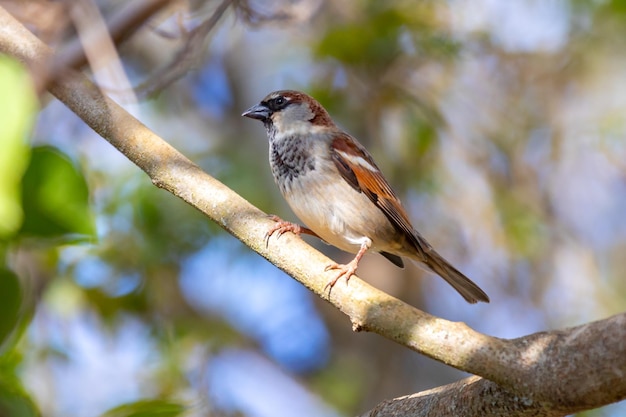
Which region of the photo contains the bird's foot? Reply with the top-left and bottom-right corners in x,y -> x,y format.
265,215 -> 319,247
323,240 -> 370,294
265,215 -> 300,247
324,258 -> 359,292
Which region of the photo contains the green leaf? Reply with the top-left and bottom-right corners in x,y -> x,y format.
0,370 -> 39,417
0,56 -> 36,239
315,8 -> 406,68
0,268 -> 22,350
20,146 -> 95,239
101,399 -> 187,417
0,384 -> 40,417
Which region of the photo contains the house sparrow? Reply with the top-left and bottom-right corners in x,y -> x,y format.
242,90 -> 489,304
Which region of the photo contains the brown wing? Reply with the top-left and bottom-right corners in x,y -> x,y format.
330,134 -> 425,254
331,134 -> 490,303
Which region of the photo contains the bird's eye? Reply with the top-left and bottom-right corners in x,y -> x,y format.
267,96 -> 289,111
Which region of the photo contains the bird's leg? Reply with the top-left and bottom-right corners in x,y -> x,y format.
324,239 -> 371,291
265,215 -> 319,247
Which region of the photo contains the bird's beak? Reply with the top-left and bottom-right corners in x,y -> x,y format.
242,103 -> 271,121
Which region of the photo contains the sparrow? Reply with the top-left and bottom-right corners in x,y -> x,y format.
242,90 -> 489,304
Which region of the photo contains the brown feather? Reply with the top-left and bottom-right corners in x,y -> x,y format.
330,134 -> 421,248
330,135 -> 489,303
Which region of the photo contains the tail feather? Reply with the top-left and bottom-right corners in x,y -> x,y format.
420,248 -> 490,304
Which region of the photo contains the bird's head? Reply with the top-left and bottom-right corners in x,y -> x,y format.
242,90 -> 334,135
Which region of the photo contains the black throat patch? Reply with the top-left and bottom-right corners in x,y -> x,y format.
269,135 -> 316,193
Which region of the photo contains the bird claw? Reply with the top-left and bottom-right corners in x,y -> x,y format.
264,215 -> 302,248
324,261 -> 358,293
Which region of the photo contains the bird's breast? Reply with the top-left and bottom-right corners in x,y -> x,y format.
269,135 -> 317,195
272,150 -> 400,254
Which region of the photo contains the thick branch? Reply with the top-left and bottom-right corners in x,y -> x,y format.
361,313 -> 626,416
0,7 -> 624,416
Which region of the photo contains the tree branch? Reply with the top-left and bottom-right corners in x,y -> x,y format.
361,312 -> 626,416
34,0 -> 173,94
53,0 -> 173,72
0,7 -> 624,416
135,0 -> 234,99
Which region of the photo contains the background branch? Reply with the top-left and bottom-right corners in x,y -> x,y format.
56,0 -> 172,69
39,0 -> 172,94
1,6 -> 624,416
135,0 -> 233,99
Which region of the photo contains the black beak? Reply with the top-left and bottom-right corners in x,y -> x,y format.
242,103 -> 271,121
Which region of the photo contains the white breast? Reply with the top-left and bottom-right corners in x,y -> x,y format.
281,155 -> 398,255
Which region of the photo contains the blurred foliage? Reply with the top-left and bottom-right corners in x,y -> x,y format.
315,3 -> 459,70
0,56 -> 38,417
101,400 -> 186,417
19,146 -> 95,239
495,191 -> 547,259
0,268 -> 22,351
0,56 -> 35,239
0,369 -> 39,417
1,0 -> 626,416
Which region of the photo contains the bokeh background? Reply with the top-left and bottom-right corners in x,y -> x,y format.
1,0 -> 626,416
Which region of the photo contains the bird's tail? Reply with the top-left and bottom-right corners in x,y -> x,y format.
419,248 -> 490,304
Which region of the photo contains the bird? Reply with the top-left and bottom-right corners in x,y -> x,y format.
242,90 -> 489,304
